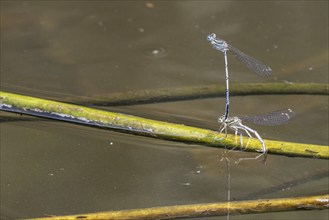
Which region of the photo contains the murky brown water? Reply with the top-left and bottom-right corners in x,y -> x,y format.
1,1 -> 328,219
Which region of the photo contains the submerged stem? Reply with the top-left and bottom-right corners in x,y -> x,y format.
62,83 -> 329,106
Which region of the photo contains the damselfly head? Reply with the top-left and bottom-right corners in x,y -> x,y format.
207,33 -> 228,52
218,115 -> 225,123
207,33 -> 216,42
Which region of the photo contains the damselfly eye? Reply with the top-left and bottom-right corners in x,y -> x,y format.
218,116 -> 225,123
207,33 -> 216,42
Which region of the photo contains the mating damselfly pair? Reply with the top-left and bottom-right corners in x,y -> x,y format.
207,33 -> 294,162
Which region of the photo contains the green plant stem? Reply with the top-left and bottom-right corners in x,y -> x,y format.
1,91 -> 328,159
27,194 -> 329,220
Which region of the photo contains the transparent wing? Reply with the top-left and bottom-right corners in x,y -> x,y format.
228,44 -> 272,76
241,109 -> 295,126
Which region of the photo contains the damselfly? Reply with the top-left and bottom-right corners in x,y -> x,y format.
207,33 -> 272,120
218,109 -> 295,162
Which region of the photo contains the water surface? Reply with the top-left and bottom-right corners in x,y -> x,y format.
1,1 -> 328,219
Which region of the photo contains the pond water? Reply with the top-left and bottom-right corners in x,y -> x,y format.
1,1 -> 328,219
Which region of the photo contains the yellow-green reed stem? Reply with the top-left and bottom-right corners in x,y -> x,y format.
1,91 -> 328,159
27,194 -> 329,220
